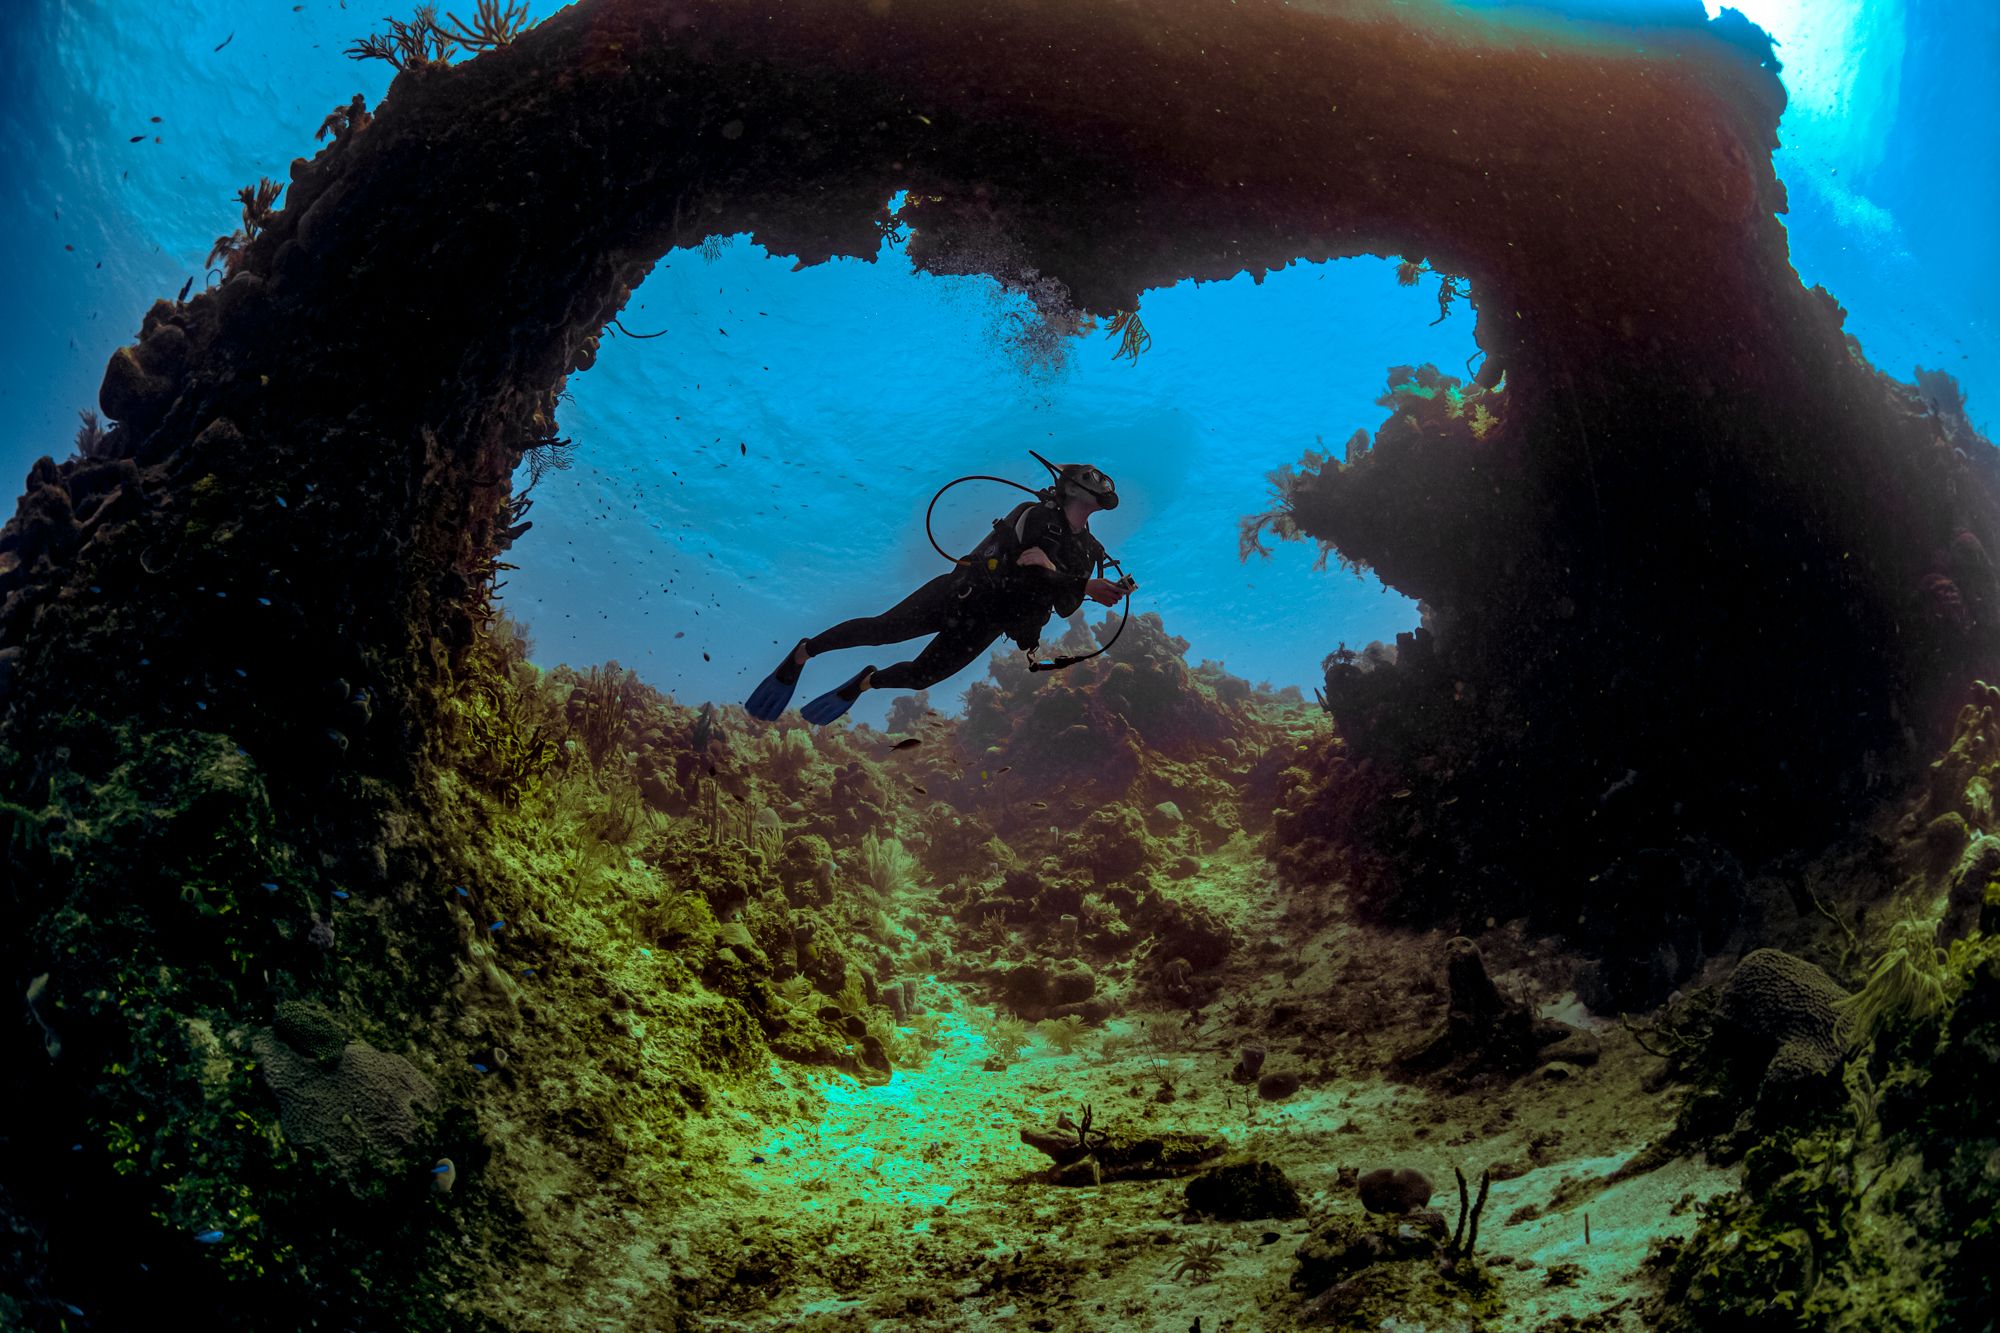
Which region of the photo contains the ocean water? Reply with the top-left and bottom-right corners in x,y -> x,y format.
3,0 -> 1992,723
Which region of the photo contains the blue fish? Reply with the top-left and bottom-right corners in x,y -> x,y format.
472,1062 -> 490,1073
751,1155 -> 765,1164
195,700 -> 207,711
194,1229 -> 224,1244
234,667 -> 247,677
260,881 -> 279,892
431,1162 -> 452,1174
275,496 -> 287,507
257,596 -> 271,606
488,920 -> 504,932
332,890 -> 350,900
454,885 -> 470,898
520,967 -> 537,976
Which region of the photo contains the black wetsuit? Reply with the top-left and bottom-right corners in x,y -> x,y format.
805,501 -> 1107,690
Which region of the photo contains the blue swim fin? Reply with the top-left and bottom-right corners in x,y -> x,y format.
743,641 -> 808,720
799,666 -> 874,725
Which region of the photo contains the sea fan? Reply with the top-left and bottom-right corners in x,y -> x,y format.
858,831 -> 916,897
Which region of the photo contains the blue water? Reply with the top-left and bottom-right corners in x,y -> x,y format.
3,0 -> 1993,728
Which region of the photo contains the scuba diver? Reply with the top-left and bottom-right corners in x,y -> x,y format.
744,453 -> 1138,725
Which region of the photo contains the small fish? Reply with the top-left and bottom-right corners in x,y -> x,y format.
751,1154 -> 765,1163
177,275 -> 193,301
739,442 -> 746,456
471,1061 -> 490,1073
1031,800 -> 1049,810
912,784 -> 927,795
454,885 -> 470,897
1391,789 -> 1412,799
431,1158 -> 456,1194
488,920 -> 504,932
151,115 -> 162,122
996,765 -> 1011,774
128,134 -> 145,143
890,738 -> 922,751
194,1229 -> 225,1244
520,967 -> 536,976
213,31 -> 233,51
260,881 -> 279,892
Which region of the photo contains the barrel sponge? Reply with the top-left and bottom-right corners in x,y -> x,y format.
252,1029 -> 441,1193
1716,948 -> 1847,1095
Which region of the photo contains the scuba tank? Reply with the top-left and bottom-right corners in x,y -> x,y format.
923,453 -> 1135,672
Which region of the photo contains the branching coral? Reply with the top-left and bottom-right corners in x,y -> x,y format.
316,93 -> 373,146
571,663 -> 636,771
444,0 -> 532,49
73,410 -> 107,460
457,677 -> 562,808
206,177 -> 284,277
346,4 -> 458,69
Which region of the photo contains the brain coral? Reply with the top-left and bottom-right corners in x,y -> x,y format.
1715,948 -> 1848,1110
252,1029 -> 442,1196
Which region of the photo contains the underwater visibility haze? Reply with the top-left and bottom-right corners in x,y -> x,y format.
2,0 -> 1999,1329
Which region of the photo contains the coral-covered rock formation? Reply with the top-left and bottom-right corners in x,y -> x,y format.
1259,355 -> 1998,1002
1395,937 -> 1593,1084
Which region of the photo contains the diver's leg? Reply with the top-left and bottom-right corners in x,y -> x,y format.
871,623 -> 1003,692
803,573 -> 960,656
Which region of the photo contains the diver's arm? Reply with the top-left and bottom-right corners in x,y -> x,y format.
1017,547 -> 1059,571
